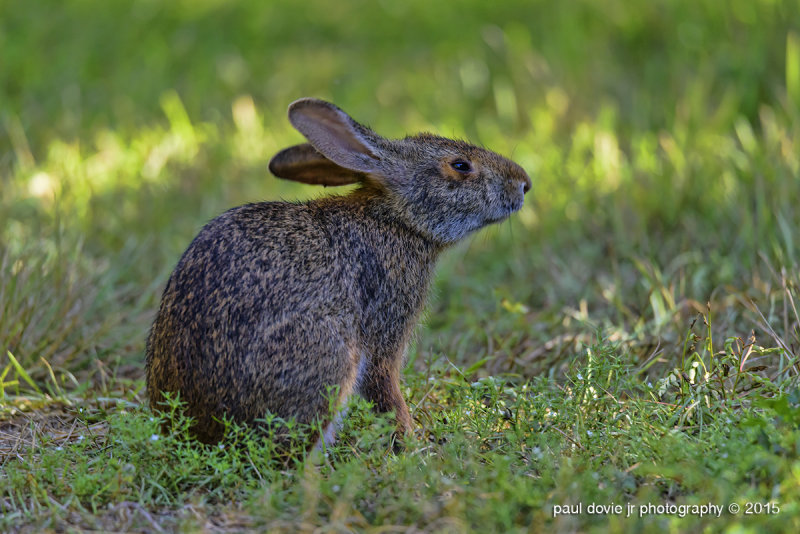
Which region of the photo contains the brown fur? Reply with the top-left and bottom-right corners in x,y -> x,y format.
146,98 -> 531,446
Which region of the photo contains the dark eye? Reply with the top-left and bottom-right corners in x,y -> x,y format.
450,159 -> 472,173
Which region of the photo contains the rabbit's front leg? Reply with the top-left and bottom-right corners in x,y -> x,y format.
358,352 -> 413,438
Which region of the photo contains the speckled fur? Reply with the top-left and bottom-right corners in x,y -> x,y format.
146,98 -> 531,445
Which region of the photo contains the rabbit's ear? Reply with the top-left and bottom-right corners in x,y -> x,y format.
287,98 -> 384,174
269,143 -> 364,186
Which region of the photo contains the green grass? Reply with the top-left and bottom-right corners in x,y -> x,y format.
2,0 -> 800,531
3,352 -> 799,531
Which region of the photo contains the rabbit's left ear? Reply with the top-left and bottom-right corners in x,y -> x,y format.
286,98 -> 385,174
269,143 -> 364,186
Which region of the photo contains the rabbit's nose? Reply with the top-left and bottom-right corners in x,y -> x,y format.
521,173 -> 532,194
508,161 -> 532,194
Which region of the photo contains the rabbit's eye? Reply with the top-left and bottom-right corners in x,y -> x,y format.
450,159 -> 472,174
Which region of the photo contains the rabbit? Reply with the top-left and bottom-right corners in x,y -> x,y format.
145,97 -> 531,447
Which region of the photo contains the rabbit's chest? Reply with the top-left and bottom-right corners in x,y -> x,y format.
351,242 -> 435,345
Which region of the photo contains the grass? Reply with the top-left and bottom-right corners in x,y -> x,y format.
3,349 -> 799,531
1,0 -> 800,531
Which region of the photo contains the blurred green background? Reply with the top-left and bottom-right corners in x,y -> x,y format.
1,0 -> 799,383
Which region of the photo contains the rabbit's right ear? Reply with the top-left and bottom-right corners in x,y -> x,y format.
287,98 -> 384,175
269,143 -> 365,186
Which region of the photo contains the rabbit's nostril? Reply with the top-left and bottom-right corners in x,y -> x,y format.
522,178 -> 531,194
518,171 -> 532,194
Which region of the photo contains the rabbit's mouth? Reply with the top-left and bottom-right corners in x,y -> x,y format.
485,214 -> 508,224
484,210 -> 513,225
485,200 -> 523,224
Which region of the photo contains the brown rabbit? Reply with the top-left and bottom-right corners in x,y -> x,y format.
146,98 -> 531,446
